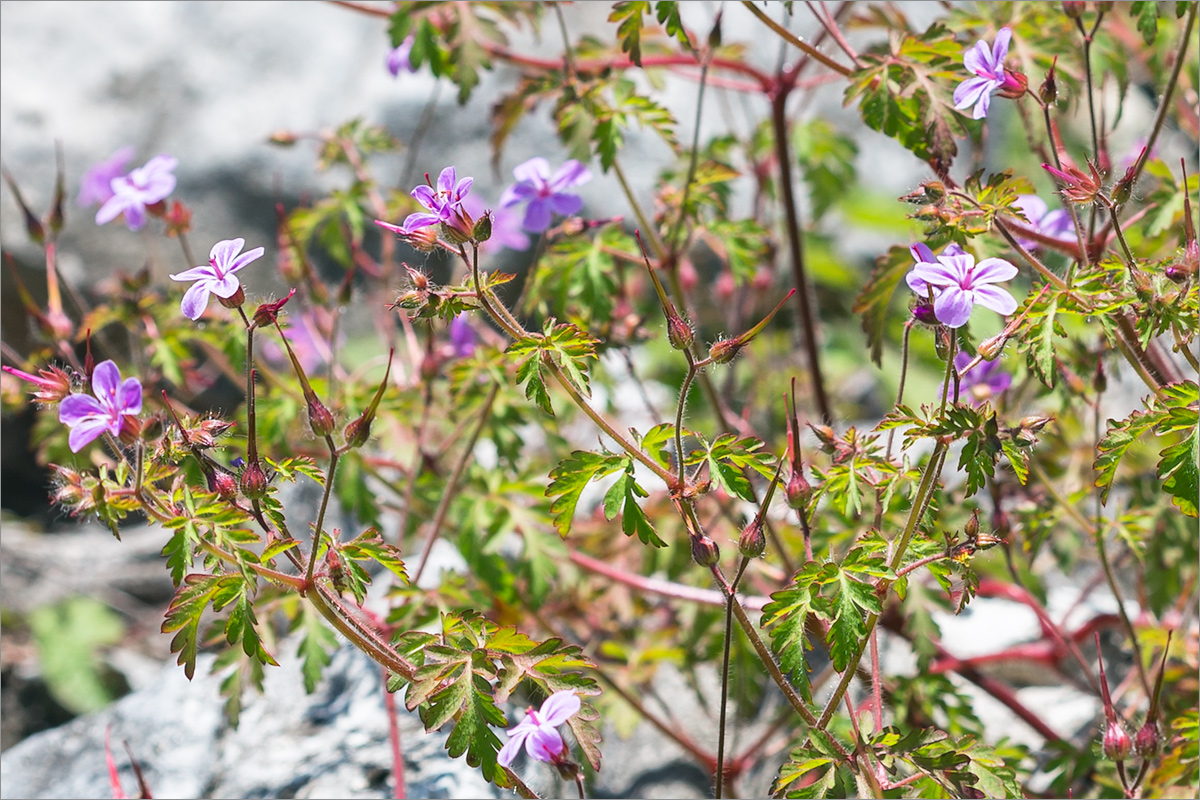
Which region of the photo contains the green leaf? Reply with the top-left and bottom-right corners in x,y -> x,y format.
161,574 -> 234,680
603,467 -> 666,547
609,1 -> 651,66
828,559 -> 885,672
1020,288 -> 1062,387
546,450 -> 627,536
760,562 -> 835,701
691,433 -> 775,502
293,603 -> 338,693
1159,425 -> 1199,516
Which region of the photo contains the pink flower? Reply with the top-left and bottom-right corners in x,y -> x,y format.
387,36 -> 415,76
58,360 -> 142,452
496,690 -> 581,768
77,146 -> 134,208
95,155 -> 177,230
377,166 -> 475,241
169,238 -> 265,320
906,243 -> 1017,328
500,158 -> 592,233
953,28 -> 1024,119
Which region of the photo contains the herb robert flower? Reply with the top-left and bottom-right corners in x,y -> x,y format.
907,243 -> 1018,328
58,360 -> 142,452
496,690 -> 581,768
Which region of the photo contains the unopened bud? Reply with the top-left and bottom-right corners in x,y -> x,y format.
409,225 -> 439,252
690,534 -> 721,567
738,519 -> 766,558
1039,57 -> 1058,105
708,337 -> 741,364
164,200 -> 192,238
118,415 -> 142,445
964,509 -> 980,539
1093,358 -> 1107,394
1134,719 -> 1160,758
667,314 -> 694,351
240,461 -> 269,499
253,289 -> 296,327
786,467 -> 811,509
977,332 -> 1009,361
308,397 -> 336,437
1062,1 -> 1086,17
209,469 -> 239,501
439,211 -> 474,245
1103,719 -> 1132,762
996,70 -> 1028,99
912,299 -> 939,326
268,130 -> 299,146
1096,1 -> 1114,11
707,8 -> 723,50
472,211 -> 493,243
679,259 -> 699,292
715,271 -> 736,300
343,415 -> 371,449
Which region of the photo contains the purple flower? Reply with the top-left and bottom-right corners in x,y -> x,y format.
95,155 -> 177,230
77,146 -> 134,208
169,238 -> 265,320
448,313 -> 477,358
387,36 -> 416,76
461,194 -> 530,253
1012,195 -> 1075,249
947,351 -> 1012,404
500,157 -> 592,233
906,243 -> 1018,328
953,28 -> 1022,120
378,166 -> 475,241
58,360 -> 142,452
496,690 -> 581,768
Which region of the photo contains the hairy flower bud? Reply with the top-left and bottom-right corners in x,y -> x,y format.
738,519 -> 766,558
118,415 -> 142,445
1103,719 -> 1132,762
786,467 -> 811,510
1062,1 -> 1086,17
667,314 -> 695,351
308,397 -> 336,438
1135,719 -> 1160,758
472,211 -> 493,243
409,225 -> 440,252
996,69 -> 1028,99
690,534 -> 721,567
240,461 -> 269,499
977,332 -> 1009,361
209,468 -> 239,501
217,284 -> 246,310
253,289 -> 296,328
708,337 -> 742,364
912,299 -> 939,326
1039,57 -> 1058,105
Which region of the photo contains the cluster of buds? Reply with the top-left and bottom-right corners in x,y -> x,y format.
946,510 -> 1005,564
2,364 -> 74,404
1003,415 -> 1054,448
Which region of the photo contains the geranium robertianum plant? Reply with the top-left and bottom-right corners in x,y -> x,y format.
1,2 -> 1197,798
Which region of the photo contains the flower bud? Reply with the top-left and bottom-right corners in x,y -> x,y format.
1103,718 -> 1132,762
408,225 -> 439,252
667,314 -> 694,351
679,259 -> 699,292
308,397 -> 336,438
715,271 -> 736,300
977,332 -> 1009,361
253,289 -> 296,328
912,299 -> 939,326
786,467 -> 811,509
118,415 -> 142,445
1039,57 -> 1058,105
1112,160 -> 1142,208
1096,1 -> 1114,11
964,509 -> 980,539
209,468 -> 239,501
164,200 -> 192,238
690,534 -> 721,567
1062,1 -> 1086,17
1135,719 -> 1160,758
439,210 -> 475,245
217,284 -> 246,310
240,461 -> 269,499
344,352 -> 392,450
738,519 -> 766,558
708,337 -> 742,364
472,211 -> 493,243
268,130 -> 299,146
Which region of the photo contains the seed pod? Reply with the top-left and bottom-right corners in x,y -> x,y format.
472,211 -> 493,243
1135,719 -> 1160,758
240,461 -> 269,499
667,314 -> 695,351
690,534 -> 720,567
737,519 -> 766,558
1103,719 -> 1132,762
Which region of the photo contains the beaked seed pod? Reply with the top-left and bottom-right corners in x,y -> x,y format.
737,519 -> 766,558
1103,719 -> 1132,762
667,314 -> 695,351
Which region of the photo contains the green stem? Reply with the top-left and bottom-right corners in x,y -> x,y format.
305,438 -> 340,587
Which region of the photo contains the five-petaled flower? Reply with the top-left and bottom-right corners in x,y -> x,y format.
169,238 -> 265,320
377,166 -> 475,242
496,690 -> 581,768
95,155 -> 178,231
953,27 -> 1025,119
77,146 -> 135,208
907,243 -> 1018,328
500,157 -> 592,233
1012,194 -> 1075,249
58,360 -> 142,452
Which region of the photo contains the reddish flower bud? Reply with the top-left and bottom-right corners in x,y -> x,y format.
996,69 -> 1028,100
667,314 -> 695,351
690,534 -> 721,567
253,289 -> 296,328
1135,719 -> 1160,758
708,337 -> 742,364
1062,1 -> 1086,17
1103,718 -> 1132,762
912,299 -> 939,325
786,467 -> 811,510
678,259 -> 699,292
1039,57 -> 1058,105
408,225 -> 439,252
118,415 -> 142,445
163,200 -> 192,238
1042,161 -> 1103,204
715,271 -> 736,300
217,284 -> 246,310
738,519 -> 766,558
239,461 -> 269,499
209,468 -> 239,501
307,397 -> 336,438
344,350 -> 392,450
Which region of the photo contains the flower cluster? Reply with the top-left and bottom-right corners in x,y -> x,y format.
907,243 -> 1018,328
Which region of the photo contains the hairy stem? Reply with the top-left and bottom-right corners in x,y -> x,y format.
740,1 -> 853,76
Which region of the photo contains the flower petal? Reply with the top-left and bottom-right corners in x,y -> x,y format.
539,690 -> 581,726
91,360 -> 122,399
549,192 -> 583,217
95,194 -> 131,225
971,283 -> 1018,316
972,257 -> 1018,284
208,273 -> 242,299
991,28 -> 1012,67
499,182 -> 535,208
121,204 -> 147,231
180,280 -> 212,320
411,185 -> 438,211
436,166 -> 457,194
210,238 -> 245,267
227,246 -> 265,275
525,728 -> 566,762
402,212 -> 440,231
451,176 -> 473,202
910,242 -> 936,265
497,729 -> 530,768
953,76 -> 995,111
67,417 -> 112,453
521,198 -> 553,233
512,157 -> 552,187
962,40 -> 995,76
905,271 -> 931,294
59,393 -> 106,425
549,160 -> 591,192
934,287 -> 973,328
169,265 -> 216,282
910,262 -> 961,288
118,377 -> 143,415
971,90 -> 992,120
